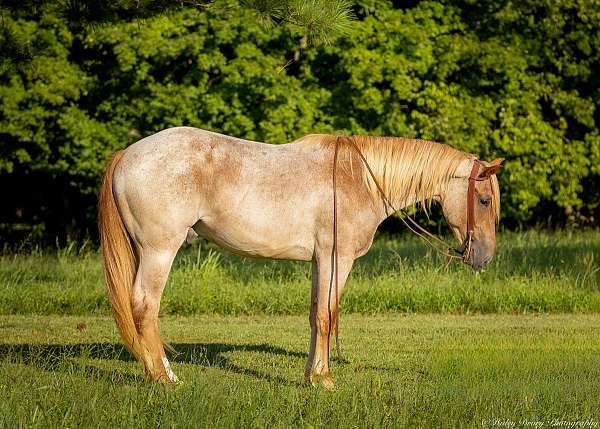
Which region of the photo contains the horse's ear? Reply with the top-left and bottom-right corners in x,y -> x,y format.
478,158 -> 504,178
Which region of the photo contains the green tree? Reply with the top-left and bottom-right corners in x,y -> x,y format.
0,1 -> 598,243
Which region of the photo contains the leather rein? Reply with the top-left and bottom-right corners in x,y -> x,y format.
327,136 -> 485,363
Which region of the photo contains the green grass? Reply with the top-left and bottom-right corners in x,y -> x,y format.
2,314 -> 600,427
2,232 -> 598,427
1,230 -> 599,315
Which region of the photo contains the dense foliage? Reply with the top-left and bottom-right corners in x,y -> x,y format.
1,0 -> 599,242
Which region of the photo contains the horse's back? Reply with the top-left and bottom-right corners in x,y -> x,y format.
120,126 -> 257,164
119,126 -> 320,176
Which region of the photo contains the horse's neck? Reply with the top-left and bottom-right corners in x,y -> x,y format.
387,194 -> 443,220
367,153 -> 445,217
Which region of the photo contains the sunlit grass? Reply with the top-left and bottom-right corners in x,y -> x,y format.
1,314 -> 600,428
0,229 -> 598,315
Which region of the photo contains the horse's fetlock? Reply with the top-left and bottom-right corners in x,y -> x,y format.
162,356 -> 179,383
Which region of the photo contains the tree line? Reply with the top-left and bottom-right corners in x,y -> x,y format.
1,0 -> 598,243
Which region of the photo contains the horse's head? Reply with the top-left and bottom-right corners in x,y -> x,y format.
441,158 -> 503,270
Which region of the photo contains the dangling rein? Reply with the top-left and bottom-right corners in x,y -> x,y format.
327,136 -> 482,365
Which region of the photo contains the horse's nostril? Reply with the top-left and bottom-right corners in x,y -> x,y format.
471,253 -> 492,271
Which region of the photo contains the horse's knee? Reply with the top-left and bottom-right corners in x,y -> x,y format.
315,311 -> 331,336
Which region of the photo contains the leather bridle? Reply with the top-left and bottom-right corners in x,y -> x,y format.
327,136 -> 487,364
455,160 -> 482,263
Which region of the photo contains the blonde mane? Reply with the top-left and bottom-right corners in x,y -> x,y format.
297,134 -> 500,220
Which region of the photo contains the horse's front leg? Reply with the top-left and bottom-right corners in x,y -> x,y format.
305,252 -> 354,390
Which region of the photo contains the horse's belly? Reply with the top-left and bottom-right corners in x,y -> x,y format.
191,216 -> 314,261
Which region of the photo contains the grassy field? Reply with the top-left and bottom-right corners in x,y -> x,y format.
0,230 -> 598,315
1,231 -> 599,427
2,314 -> 600,428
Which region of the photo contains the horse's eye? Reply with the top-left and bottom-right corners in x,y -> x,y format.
479,196 -> 492,207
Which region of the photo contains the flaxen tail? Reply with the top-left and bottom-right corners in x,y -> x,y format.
98,151 -> 146,362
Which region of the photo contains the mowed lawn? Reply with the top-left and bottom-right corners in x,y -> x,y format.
2,314 -> 600,428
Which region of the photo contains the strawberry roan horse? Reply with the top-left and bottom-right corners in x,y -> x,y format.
98,127 -> 503,389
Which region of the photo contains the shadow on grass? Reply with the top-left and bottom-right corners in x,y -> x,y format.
0,342 -> 306,386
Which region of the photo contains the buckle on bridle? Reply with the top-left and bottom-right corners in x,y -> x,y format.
451,230 -> 474,262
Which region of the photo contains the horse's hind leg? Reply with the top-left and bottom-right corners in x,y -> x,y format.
131,247 -> 178,382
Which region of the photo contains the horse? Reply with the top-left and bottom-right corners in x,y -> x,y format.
98,127 -> 503,389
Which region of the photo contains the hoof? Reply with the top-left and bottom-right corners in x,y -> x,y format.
145,364 -> 179,385
159,373 -> 181,385
321,374 -> 336,391
146,371 -> 177,384
306,372 -> 336,391
163,378 -> 184,390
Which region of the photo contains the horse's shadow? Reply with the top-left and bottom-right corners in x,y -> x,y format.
0,342 -> 307,386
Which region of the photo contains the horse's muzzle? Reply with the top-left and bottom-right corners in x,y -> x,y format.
469,243 -> 494,271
